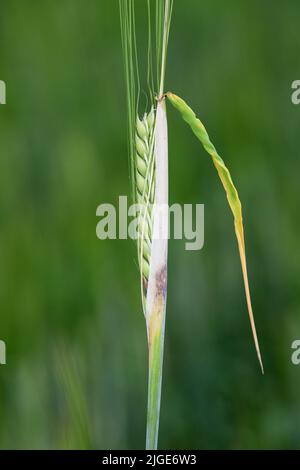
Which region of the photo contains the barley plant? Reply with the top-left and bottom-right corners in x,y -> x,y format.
119,0 -> 263,450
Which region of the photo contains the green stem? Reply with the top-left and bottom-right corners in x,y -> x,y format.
159,0 -> 171,98
146,310 -> 166,449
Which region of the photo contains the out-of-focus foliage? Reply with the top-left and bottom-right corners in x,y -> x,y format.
0,0 -> 300,449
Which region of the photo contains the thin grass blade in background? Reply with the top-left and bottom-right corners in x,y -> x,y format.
55,344 -> 92,449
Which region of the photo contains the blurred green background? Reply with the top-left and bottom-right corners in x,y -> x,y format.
0,0 -> 300,449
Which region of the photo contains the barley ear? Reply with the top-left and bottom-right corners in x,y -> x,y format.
166,92 -> 264,374
135,109 -> 156,312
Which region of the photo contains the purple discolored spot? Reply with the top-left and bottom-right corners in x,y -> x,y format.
156,264 -> 167,298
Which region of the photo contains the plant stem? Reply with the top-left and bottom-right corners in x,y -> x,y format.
146,296 -> 166,449
159,0 -> 171,98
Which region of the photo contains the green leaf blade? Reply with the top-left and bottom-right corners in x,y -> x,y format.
167,92 -> 264,374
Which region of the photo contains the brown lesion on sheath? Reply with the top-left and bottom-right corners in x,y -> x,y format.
156,264 -> 167,299
156,93 -> 167,103
147,297 -> 165,350
146,265 -> 168,348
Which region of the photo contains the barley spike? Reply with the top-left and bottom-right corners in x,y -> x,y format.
135,108 -> 156,310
